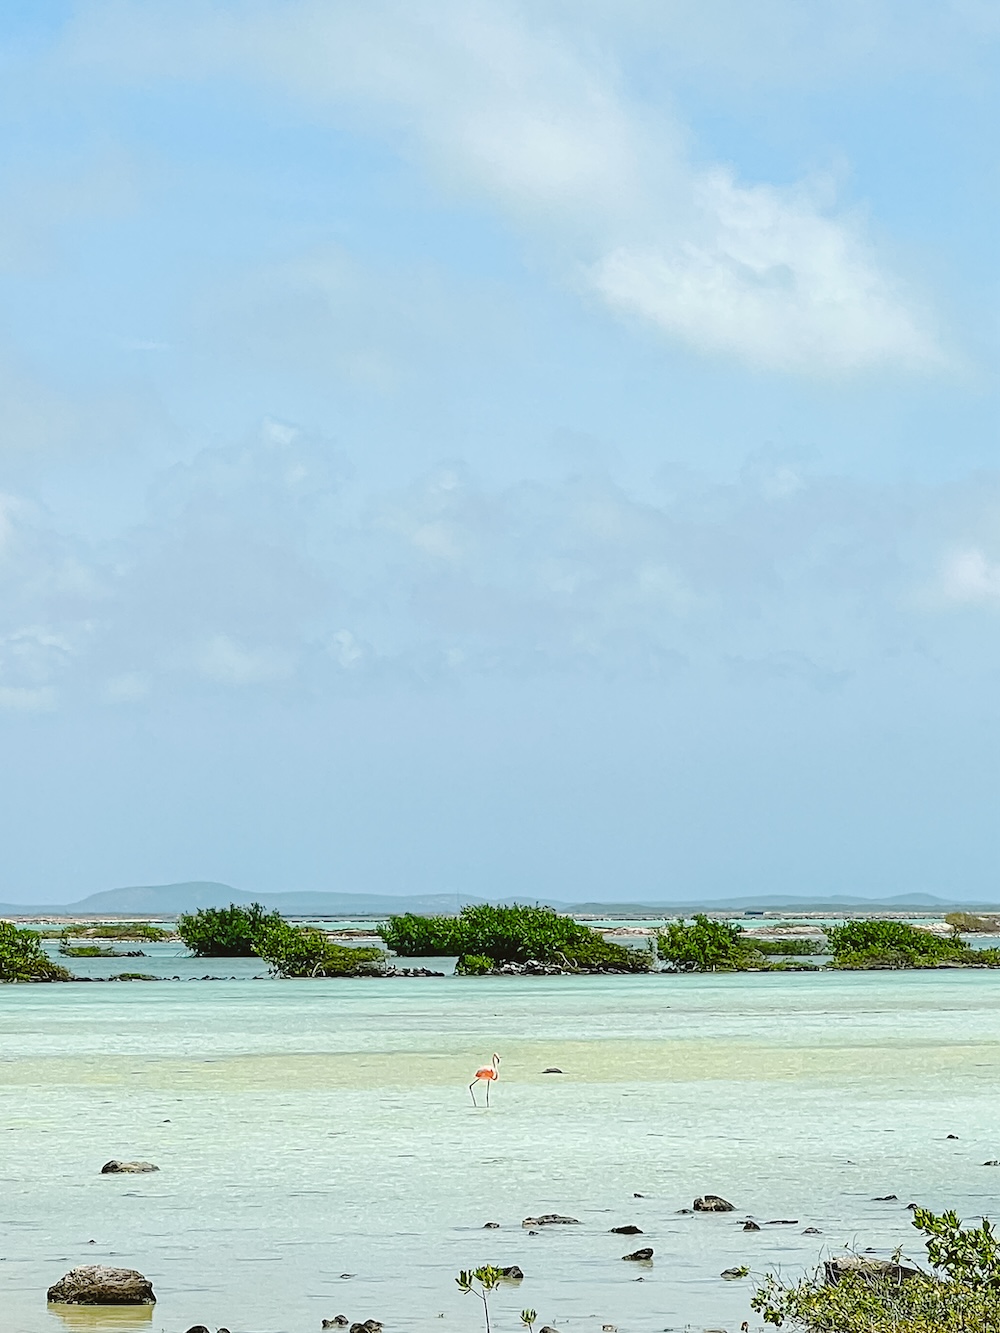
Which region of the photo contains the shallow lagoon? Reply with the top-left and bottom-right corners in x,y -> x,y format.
2,971 -> 1000,1333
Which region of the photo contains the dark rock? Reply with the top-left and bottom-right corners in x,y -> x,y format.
743,1221 -> 761,1231
348,1323 -> 382,1333
766,1219 -> 799,1225
483,1221 -> 500,1228
184,1327 -> 210,1333
985,1160 -> 1000,1166
47,1266 -> 156,1305
539,1327 -> 562,1333
542,1067 -> 563,1074
633,1192 -> 646,1197
322,1319 -> 349,1328
693,1195 -> 734,1212
500,1265 -> 524,1279
610,1225 -> 643,1234
100,1160 -> 159,1174
825,1255 -> 919,1286
803,1227 -> 821,1235
622,1247 -> 653,1261
906,1203 -> 919,1210
872,1195 -> 898,1202
522,1214 -> 580,1226
947,1134 -> 959,1139
675,1208 -> 693,1214
721,1266 -> 749,1280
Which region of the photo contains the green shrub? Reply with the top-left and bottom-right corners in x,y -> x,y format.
61,922 -> 170,941
656,914 -> 764,971
752,1206 -> 1000,1331
177,902 -> 283,956
383,904 -> 652,972
58,942 -> 121,957
255,920 -> 386,978
0,921 -> 72,982
379,912 -> 462,955
456,953 -> 494,975
827,920 -> 971,969
752,937 -> 826,956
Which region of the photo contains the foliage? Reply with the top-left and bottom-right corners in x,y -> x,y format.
255,920 -> 386,978
177,902 -> 283,956
58,942 -> 122,957
656,914 -> 765,971
383,904 -> 652,972
456,953 -> 495,975
0,921 -> 73,982
379,912 -> 463,955
752,937 -> 826,956
63,922 -> 169,941
520,1311 -> 537,1332
827,919 -> 971,969
751,1207 -> 1000,1331
456,1266 -> 504,1333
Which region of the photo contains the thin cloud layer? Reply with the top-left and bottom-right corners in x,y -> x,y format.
63,0 -> 943,376
0,423 -> 997,710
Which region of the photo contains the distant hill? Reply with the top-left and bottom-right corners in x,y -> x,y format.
0,881 -> 490,917
1,882 -> 997,918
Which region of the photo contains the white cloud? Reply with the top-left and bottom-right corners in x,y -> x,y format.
194,634 -> 295,685
938,548 -> 1000,605
0,685 -> 57,712
63,0 -> 943,376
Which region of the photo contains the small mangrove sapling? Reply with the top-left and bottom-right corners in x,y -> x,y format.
456,1266 -> 504,1333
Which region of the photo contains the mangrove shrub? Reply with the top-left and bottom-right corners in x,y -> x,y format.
177,902 -> 283,956
752,1206 -> 1000,1332
382,904 -> 652,972
255,920 -> 386,978
656,914 -> 764,971
827,919 -> 972,969
0,921 -> 72,982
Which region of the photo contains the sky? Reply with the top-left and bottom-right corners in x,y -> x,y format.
1,0 -> 999,904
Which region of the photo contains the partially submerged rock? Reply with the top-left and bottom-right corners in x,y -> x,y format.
47,1266 -> 156,1305
500,1265 -> 524,1279
824,1255 -> 919,1286
542,1067 -> 563,1073
100,1160 -> 159,1174
321,1319 -> 349,1329
521,1214 -> 580,1226
743,1220 -> 761,1231
622,1247 -> 653,1261
693,1195 -> 734,1212
610,1225 -> 642,1234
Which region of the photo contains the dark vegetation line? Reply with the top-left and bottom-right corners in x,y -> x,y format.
4,904 -> 1000,982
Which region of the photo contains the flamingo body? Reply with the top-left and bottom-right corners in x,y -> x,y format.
469,1053 -> 501,1106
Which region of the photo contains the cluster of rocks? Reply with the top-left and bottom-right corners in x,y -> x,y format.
499,961 -> 566,975
321,1319 -> 381,1333
100,1160 -> 159,1174
387,967 -> 444,977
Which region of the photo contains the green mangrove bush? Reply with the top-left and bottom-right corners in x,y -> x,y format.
826,919 -> 973,969
255,920 -> 386,978
0,921 -> 72,982
656,914 -> 765,971
382,904 -> 652,972
752,1206 -> 1000,1331
177,902 -> 283,956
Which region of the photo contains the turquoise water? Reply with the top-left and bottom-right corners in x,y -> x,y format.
3,970 -> 1000,1333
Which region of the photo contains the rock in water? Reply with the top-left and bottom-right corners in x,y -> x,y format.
622,1248 -> 653,1261
321,1320 -> 349,1328
693,1195 -> 734,1212
500,1265 -> 524,1279
521,1214 -> 580,1226
100,1160 -> 159,1174
47,1266 -> 156,1305
184,1327 -> 210,1333
610,1225 -> 643,1234
743,1221 -> 761,1231
825,1255 -> 919,1286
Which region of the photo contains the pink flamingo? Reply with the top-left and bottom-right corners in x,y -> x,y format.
469,1053 -> 501,1106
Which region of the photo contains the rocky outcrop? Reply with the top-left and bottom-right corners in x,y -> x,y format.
693,1195 -> 734,1212
47,1266 -> 156,1305
349,1322 -> 382,1333
522,1214 -> 580,1226
622,1247 -> 653,1261
824,1255 -> 919,1286
743,1221 -> 761,1231
542,1067 -> 563,1074
500,1265 -> 524,1279
610,1225 -> 642,1234
100,1160 -> 159,1174
321,1319 -> 349,1328
483,1221 -> 500,1228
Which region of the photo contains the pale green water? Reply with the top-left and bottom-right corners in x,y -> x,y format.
2,972 -> 1000,1333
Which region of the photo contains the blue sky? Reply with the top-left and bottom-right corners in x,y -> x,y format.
1,1 -> 999,903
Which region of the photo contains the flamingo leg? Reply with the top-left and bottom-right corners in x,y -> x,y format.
469,1079 -> 479,1106
485,1078 -> 490,1108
